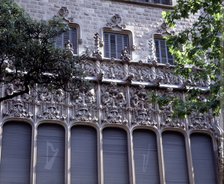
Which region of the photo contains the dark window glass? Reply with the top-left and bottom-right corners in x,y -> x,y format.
55,28 -> 77,54
155,38 -> 174,65
104,32 -> 129,59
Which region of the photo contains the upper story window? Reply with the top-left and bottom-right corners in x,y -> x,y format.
155,37 -> 174,65
120,0 -> 172,5
55,27 -> 77,54
104,31 -> 130,59
131,0 -> 172,5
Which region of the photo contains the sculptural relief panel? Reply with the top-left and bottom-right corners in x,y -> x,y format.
130,86 -> 157,127
157,90 -> 185,129
100,61 -> 125,80
36,88 -> 67,121
129,64 -> 156,83
100,84 -> 128,125
70,87 -> 98,123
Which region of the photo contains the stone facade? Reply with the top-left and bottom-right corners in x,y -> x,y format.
0,0 -> 223,184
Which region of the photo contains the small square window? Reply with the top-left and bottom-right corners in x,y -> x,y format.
155,38 -> 174,65
55,27 -> 77,54
104,32 -> 130,59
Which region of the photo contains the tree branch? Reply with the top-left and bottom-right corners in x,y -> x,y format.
0,84 -> 30,103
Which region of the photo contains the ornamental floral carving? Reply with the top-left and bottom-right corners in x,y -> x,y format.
3,98 -> 33,118
101,85 -> 128,124
129,65 -> 156,82
70,88 -> 97,122
101,61 -> 125,80
81,60 -> 97,77
38,105 -> 67,120
158,90 -> 185,129
188,112 -> 213,131
130,87 -> 157,127
156,67 -> 181,85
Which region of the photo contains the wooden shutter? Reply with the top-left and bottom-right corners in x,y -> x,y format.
71,126 -> 98,184
104,32 -> 130,59
103,128 -> 129,184
191,134 -> 217,184
0,122 -> 31,184
162,132 -> 189,184
36,124 -> 65,184
133,130 -> 160,184
104,33 -> 110,58
55,28 -> 77,53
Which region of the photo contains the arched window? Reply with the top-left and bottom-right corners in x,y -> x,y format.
162,131 -> 189,184
0,122 -> 32,184
191,133 -> 217,184
103,128 -> 129,184
36,124 -> 65,184
71,126 -> 98,184
133,129 -> 160,184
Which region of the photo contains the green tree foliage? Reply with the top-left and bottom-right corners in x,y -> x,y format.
0,0 -> 86,102
160,0 -> 224,117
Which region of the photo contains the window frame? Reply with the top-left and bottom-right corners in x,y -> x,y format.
103,29 -> 132,60
109,0 -> 175,9
54,23 -> 80,54
154,35 -> 174,65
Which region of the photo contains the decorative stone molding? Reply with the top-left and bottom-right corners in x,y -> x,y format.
38,105 -> 67,120
93,33 -> 103,60
130,87 -> 157,127
129,65 -> 156,82
106,14 -> 126,30
120,47 -> 131,62
101,85 -> 128,125
70,88 -> 98,123
188,112 -> 214,131
58,7 -> 69,18
3,99 -> 33,119
101,61 -> 125,80
148,38 -> 157,63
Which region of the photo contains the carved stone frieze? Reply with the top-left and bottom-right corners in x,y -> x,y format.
3,98 -> 33,119
81,60 -> 97,77
70,88 -> 98,122
130,87 -> 157,127
100,61 -> 125,80
37,88 -> 66,104
101,85 -> 128,124
156,67 -> 181,85
38,104 -> 67,120
129,65 -> 156,82
188,112 -> 214,131
158,90 -> 185,129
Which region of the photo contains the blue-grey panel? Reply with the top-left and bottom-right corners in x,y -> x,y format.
103,128 -> 129,184
191,134 -> 217,184
133,130 -> 160,184
71,126 -> 98,184
0,122 -> 31,184
163,132 -> 189,184
36,124 -> 65,184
